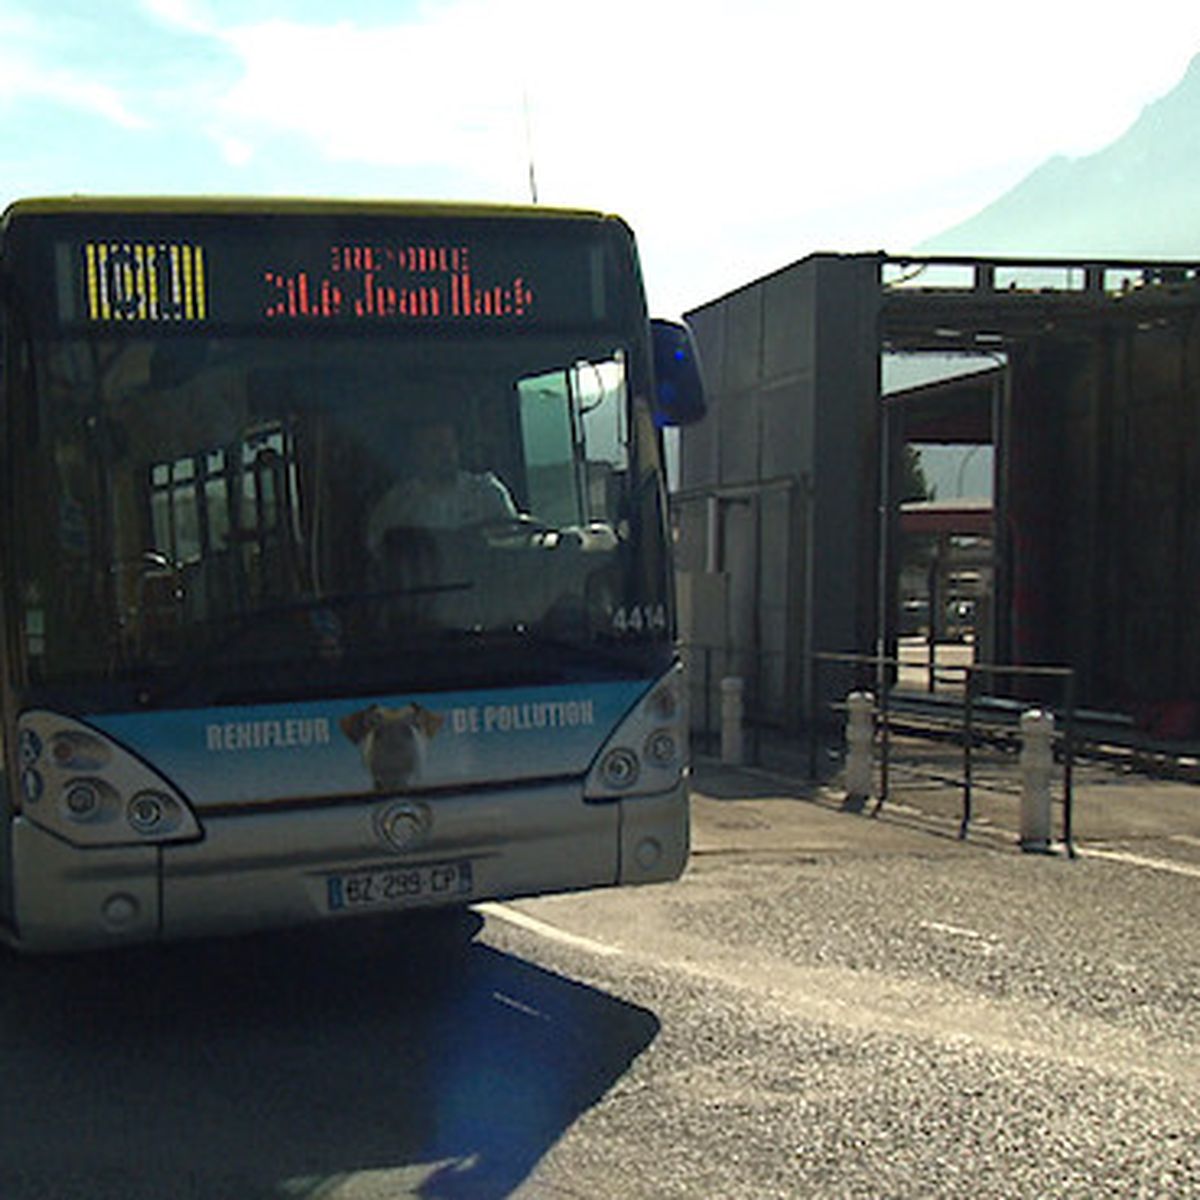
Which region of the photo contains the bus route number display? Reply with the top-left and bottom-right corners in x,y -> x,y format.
82,241 -> 208,323
74,237 -> 541,327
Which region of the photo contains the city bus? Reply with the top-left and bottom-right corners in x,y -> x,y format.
0,196 -> 704,951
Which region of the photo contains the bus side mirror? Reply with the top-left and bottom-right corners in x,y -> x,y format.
650,319 -> 706,427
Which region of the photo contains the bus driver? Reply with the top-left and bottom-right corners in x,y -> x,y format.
366,419 -> 518,556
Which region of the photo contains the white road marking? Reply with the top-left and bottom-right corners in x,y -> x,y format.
1169,834 -> 1200,849
1076,846 -> 1200,879
492,990 -> 549,1020
919,920 -> 987,940
476,901 -> 623,957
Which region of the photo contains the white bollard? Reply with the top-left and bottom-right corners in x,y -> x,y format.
845,691 -> 875,803
720,676 -> 744,765
1019,708 -> 1055,852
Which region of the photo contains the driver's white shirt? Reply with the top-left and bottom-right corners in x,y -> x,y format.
367,470 -> 517,553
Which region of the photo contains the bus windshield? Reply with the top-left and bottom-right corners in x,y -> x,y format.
10,327 -> 672,708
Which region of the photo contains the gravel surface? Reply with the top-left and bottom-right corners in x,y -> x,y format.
495,792 -> 1200,1199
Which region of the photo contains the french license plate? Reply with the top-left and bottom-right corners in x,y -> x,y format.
326,860 -> 473,912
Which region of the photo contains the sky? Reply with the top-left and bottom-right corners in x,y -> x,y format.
4,1 -> 1200,318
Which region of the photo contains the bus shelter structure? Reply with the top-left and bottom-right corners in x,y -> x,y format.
676,253 -> 1200,742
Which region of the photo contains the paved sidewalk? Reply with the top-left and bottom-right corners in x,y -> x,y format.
688,755 -> 983,861
689,744 -> 1200,864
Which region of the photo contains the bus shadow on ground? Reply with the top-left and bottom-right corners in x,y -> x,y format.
691,757 -> 817,804
0,915 -> 659,1200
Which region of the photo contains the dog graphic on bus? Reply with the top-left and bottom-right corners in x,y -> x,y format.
339,703 -> 444,791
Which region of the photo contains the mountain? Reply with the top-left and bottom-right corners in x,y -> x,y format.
919,53 -> 1200,258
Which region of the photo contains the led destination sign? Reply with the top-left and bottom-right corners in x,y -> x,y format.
57,220 -> 614,331
264,242 -> 534,322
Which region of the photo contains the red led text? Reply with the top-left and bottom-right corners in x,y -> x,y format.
262,242 -> 535,323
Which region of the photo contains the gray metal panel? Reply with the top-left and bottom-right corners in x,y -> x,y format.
808,256 -> 882,666
681,307 -> 725,492
759,603 -> 790,714
686,306 -> 726,399
679,400 -> 720,493
717,376 -> 760,485
760,378 -> 813,479
680,253 -> 883,729
762,265 -> 817,379
673,498 -> 710,575
722,500 -> 758,660
722,288 -> 764,394
759,484 -> 795,718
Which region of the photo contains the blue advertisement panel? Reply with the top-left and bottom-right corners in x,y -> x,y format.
88,679 -> 651,809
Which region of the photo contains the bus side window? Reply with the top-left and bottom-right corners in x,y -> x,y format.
517,371 -> 584,528
576,356 -> 628,526
516,354 -> 628,530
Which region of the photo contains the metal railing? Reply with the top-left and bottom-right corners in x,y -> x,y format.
811,651 -> 1077,855
680,642 -> 1078,853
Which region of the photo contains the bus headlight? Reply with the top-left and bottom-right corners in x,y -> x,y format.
17,710 -> 203,848
21,768 -> 43,805
19,728 -> 42,767
585,664 -> 688,801
599,747 -> 640,791
645,729 -> 678,768
51,730 -> 112,772
127,791 -> 182,835
648,683 -> 678,722
127,793 -> 164,832
64,779 -> 106,821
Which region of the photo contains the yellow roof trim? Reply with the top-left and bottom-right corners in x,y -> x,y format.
3,195 -> 614,223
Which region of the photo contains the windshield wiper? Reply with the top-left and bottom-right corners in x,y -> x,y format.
517,628 -> 667,675
138,582 -> 477,706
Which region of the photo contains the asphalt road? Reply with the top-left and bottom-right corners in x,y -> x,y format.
0,758 -> 1197,1198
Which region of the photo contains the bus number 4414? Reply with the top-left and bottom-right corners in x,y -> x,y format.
611,605 -> 667,635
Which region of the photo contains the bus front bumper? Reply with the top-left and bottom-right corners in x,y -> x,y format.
8,779 -> 688,952
10,817 -> 161,953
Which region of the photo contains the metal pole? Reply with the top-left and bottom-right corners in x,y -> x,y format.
960,667 -> 974,839
808,655 -> 820,779
875,662 -> 890,813
877,396 -> 892,719
704,648 -> 713,754
926,557 -> 937,694
1063,669 -> 1077,858
720,676 -> 745,766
